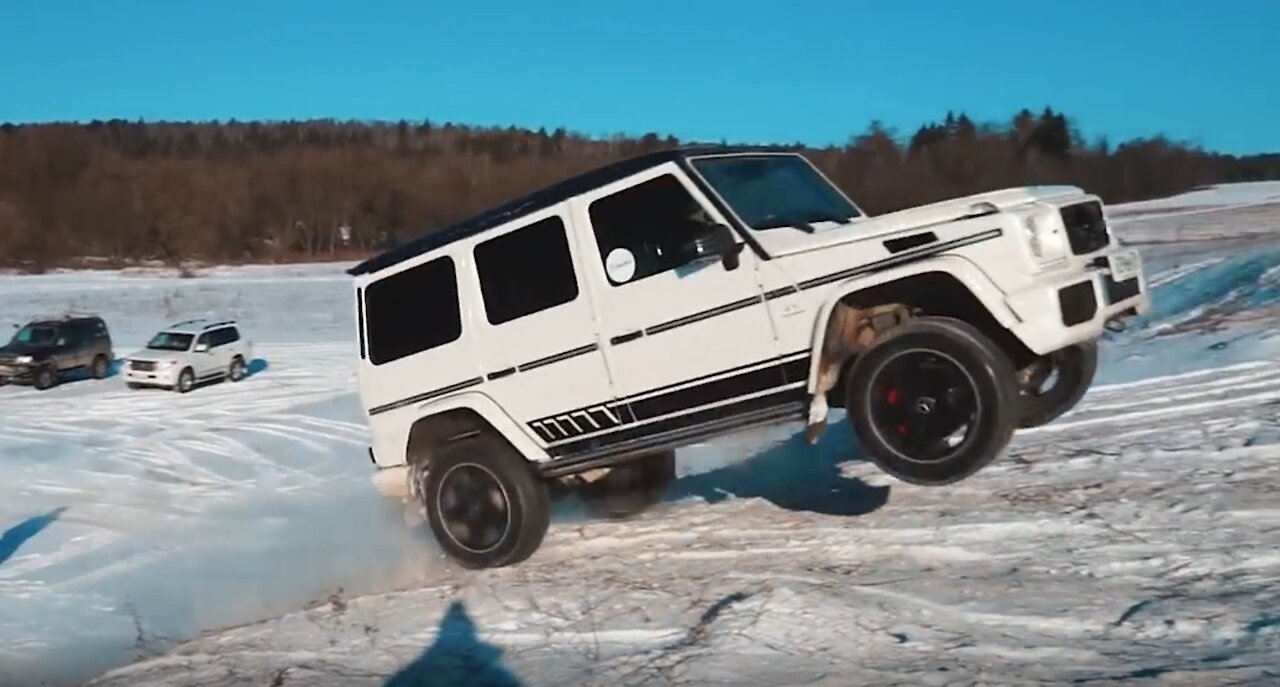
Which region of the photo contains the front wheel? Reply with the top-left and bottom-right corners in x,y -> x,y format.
1017,342 -> 1098,428
175,368 -> 195,394
845,317 -> 1019,486
34,365 -> 58,391
580,450 -> 675,520
419,435 -> 550,570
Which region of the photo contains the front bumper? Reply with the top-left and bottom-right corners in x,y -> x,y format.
0,363 -> 35,383
1005,250 -> 1151,355
123,365 -> 180,387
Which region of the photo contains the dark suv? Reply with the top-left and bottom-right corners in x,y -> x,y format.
0,314 -> 114,390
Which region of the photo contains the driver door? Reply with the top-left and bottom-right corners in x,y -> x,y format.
574,166 -> 789,433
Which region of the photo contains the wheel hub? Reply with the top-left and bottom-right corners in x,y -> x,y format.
437,463 -> 510,554
868,350 -> 979,463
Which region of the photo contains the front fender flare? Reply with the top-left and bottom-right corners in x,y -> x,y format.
803,254 -> 1018,395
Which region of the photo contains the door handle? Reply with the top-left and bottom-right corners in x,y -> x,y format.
610,330 -> 643,345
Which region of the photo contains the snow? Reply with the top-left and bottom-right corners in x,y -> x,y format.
3,184 -> 1280,686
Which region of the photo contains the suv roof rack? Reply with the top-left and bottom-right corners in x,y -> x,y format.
167,318 -> 237,331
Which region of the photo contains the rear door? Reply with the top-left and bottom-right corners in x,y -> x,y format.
466,205 -> 614,447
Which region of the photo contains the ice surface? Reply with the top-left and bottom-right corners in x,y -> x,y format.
3,186 -> 1280,686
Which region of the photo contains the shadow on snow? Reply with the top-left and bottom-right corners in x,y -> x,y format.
0,507 -> 68,568
385,600 -> 523,687
668,419 -> 891,517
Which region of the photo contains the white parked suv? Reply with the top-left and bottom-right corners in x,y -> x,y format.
123,319 -> 253,393
347,146 -> 1151,569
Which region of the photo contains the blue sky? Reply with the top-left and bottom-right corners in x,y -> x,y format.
2,0 -> 1277,154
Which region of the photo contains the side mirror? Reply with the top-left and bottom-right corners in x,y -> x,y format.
679,224 -> 744,271
194,343 -> 209,353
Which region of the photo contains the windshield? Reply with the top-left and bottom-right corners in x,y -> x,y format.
691,155 -> 861,231
12,324 -> 57,345
147,331 -> 194,351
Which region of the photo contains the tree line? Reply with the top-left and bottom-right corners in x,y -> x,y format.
1,107 -> 1277,270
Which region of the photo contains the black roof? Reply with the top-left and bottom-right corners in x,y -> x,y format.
346,145 -> 784,277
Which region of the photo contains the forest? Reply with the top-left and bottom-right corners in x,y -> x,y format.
1,107 -> 1277,270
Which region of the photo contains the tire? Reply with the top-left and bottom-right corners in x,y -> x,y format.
127,382 -> 142,390
418,434 -> 550,570
91,354 -> 109,380
34,365 -> 57,391
176,367 -> 195,394
845,316 -> 1019,486
228,356 -> 246,382
580,450 -> 676,520
1017,342 -> 1098,429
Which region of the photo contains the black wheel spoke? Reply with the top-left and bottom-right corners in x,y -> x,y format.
438,464 -> 510,553
868,349 -> 980,464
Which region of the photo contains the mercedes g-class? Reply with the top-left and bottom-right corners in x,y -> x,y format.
346,146 -> 1151,569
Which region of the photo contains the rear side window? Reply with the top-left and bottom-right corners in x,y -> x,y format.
474,216 -> 579,325
364,256 -> 462,365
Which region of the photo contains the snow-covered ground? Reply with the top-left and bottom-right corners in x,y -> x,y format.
3,185 -> 1280,686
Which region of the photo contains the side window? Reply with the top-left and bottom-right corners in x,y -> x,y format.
588,174 -> 719,286
365,256 -> 462,365
210,327 -> 239,347
196,332 -> 212,349
474,216 -> 578,325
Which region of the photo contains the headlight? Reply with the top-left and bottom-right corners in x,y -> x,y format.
1023,209 -> 1069,268
15,355 -> 33,364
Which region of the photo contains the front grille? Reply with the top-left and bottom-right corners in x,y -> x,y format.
1059,201 -> 1110,255
1058,281 -> 1098,326
130,360 -> 156,372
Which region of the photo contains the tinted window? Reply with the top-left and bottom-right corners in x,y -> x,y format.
147,332 -> 193,351
365,257 -> 462,365
691,155 -> 859,230
196,332 -> 212,349
209,327 -> 239,347
474,216 -> 578,325
588,174 -> 719,286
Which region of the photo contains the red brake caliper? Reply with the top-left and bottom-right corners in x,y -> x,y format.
885,387 -> 908,436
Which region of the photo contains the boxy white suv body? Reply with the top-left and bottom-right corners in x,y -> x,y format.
123,319 -> 253,393
347,146 -> 1151,569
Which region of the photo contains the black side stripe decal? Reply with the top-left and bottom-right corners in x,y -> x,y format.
646,295 -> 763,335
545,388 -> 808,461
529,350 -> 809,428
529,353 -> 811,446
797,228 -> 1003,291
369,377 -> 483,416
518,344 -> 598,372
486,367 -> 516,381
609,228 -> 1004,345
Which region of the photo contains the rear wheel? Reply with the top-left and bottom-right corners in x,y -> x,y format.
419,435 -> 550,569
845,317 -> 1019,486
1017,342 -> 1098,428
580,450 -> 676,520
228,356 -> 246,382
90,354 -> 109,380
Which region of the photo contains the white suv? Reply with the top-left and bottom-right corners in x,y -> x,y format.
123,319 -> 253,393
347,146 -> 1151,569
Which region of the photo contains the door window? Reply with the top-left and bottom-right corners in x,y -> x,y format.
588,174 -> 721,287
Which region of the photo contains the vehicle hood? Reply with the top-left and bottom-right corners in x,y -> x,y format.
762,185 -> 1087,257
126,349 -> 185,363
0,342 -> 54,360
